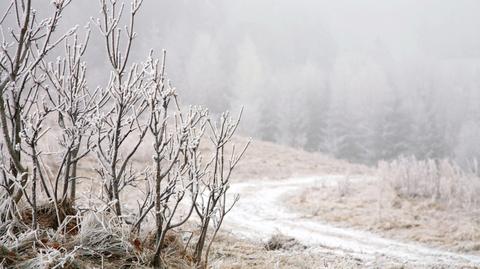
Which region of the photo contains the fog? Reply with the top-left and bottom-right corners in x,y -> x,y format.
6,0 -> 480,165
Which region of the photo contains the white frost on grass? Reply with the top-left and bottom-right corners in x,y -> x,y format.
225,176 -> 480,267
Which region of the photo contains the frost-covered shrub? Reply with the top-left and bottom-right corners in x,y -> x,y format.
378,156 -> 480,209
0,0 -> 248,268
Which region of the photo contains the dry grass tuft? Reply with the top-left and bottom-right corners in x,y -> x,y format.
0,211 -> 202,268
264,233 -> 306,251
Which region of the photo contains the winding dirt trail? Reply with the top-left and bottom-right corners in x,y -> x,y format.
224,176 -> 480,267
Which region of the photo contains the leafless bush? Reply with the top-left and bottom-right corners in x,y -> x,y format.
40,30 -> 97,205
0,0 -> 75,223
378,156 -> 480,209
0,0 -> 248,268
90,0 -> 150,217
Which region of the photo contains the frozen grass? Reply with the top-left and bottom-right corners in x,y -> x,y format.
288,157 -> 480,254
73,212 -> 143,263
378,156 -> 480,210
0,204 -> 194,268
208,232 -> 415,269
226,137 -> 369,181
2,210 -> 379,268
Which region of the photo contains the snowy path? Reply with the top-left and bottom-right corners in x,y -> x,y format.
224,176 -> 480,267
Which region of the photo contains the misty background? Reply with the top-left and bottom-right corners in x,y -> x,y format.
11,0 -> 480,166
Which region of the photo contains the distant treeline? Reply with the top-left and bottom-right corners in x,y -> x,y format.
20,0 -> 480,166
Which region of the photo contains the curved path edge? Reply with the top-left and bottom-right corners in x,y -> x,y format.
224,176 -> 480,267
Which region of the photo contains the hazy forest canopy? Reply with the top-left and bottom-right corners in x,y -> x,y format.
7,0 -> 480,165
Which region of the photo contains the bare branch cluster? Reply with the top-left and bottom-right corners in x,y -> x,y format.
0,1 -> 249,268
